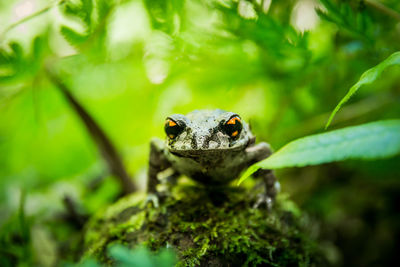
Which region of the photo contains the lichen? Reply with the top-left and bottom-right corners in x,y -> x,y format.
83,184 -> 324,266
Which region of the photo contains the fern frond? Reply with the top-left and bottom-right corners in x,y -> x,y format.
60,26 -> 89,47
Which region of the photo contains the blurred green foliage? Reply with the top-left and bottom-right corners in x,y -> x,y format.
68,244 -> 175,267
0,0 -> 400,266
326,51 -> 400,127
106,245 -> 176,267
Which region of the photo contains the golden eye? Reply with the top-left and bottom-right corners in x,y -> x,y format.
164,118 -> 185,139
226,116 -> 241,125
167,120 -> 177,127
221,115 -> 242,138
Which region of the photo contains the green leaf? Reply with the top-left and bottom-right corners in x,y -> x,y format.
96,0 -> 113,21
317,0 -> 373,43
60,26 -> 89,46
62,2 -> 82,17
326,51 -> 400,128
72,258 -> 101,267
61,0 -> 93,26
238,120 -> 400,185
81,0 -> 93,26
144,0 -> 186,34
0,47 -> 11,61
31,34 -> 50,62
108,244 -> 176,267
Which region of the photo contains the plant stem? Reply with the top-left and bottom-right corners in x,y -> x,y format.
365,0 -> 400,22
45,67 -> 136,195
0,1 -> 60,43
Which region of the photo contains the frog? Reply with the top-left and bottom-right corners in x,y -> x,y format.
147,109 -> 279,209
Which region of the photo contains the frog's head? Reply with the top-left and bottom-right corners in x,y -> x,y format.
164,109 -> 253,155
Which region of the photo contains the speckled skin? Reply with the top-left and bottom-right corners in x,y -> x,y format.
167,110 -> 251,152
147,109 -> 278,207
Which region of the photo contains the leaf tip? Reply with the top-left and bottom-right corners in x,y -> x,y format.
236,164 -> 260,186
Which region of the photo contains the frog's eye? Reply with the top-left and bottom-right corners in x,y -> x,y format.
164,118 -> 185,139
221,115 -> 242,138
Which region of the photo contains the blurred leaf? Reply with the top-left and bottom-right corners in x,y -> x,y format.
68,258 -> 101,267
83,177 -> 120,213
62,1 -> 82,17
0,42 -> 24,72
59,0 -> 94,48
18,191 -> 30,244
59,0 -> 115,50
96,0 -> 113,21
144,0 -> 185,34
9,43 -> 24,60
0,191 -> 34,266
154,248 -> 177,267
31,226 -> 57,267
326,51 -> 400,128
108,244 -> 176,267
81,0 -> 94,26
60,26 -> 90,47
32,36 -> 47,61
238,120 -> 400,184
61,0 -> 93,27
317,0 -> 373,42
0,33 -> 50,84
217,0 -> 309,74
109,245 -> 152,267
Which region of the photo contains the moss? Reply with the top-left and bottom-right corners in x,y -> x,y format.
83,184 -> 324,266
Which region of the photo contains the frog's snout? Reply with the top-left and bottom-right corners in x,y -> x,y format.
191,132 -> 223,150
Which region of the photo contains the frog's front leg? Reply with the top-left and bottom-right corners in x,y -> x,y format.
245,142 -> 279,210
252,169 -> 278,210
147,138 -> 172,207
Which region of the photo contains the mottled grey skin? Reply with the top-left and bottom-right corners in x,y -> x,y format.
147,109 -> 278,208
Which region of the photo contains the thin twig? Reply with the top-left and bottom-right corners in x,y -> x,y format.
0,1 -> 62,43
45,67 -> 136,195
365,0 -> 400,22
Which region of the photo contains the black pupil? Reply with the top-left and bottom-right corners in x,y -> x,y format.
222,117 -> 242,137
165,120 -> 184,138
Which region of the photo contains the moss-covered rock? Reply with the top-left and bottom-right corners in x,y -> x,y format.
83,183 -> 324,266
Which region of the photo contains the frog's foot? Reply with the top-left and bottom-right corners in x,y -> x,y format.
252,193 -> 273,211
144,193 -> 160,208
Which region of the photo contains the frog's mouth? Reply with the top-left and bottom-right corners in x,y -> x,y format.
169,147 -> 244,158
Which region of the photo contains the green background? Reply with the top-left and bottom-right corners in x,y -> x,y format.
1,0 -> 400,266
